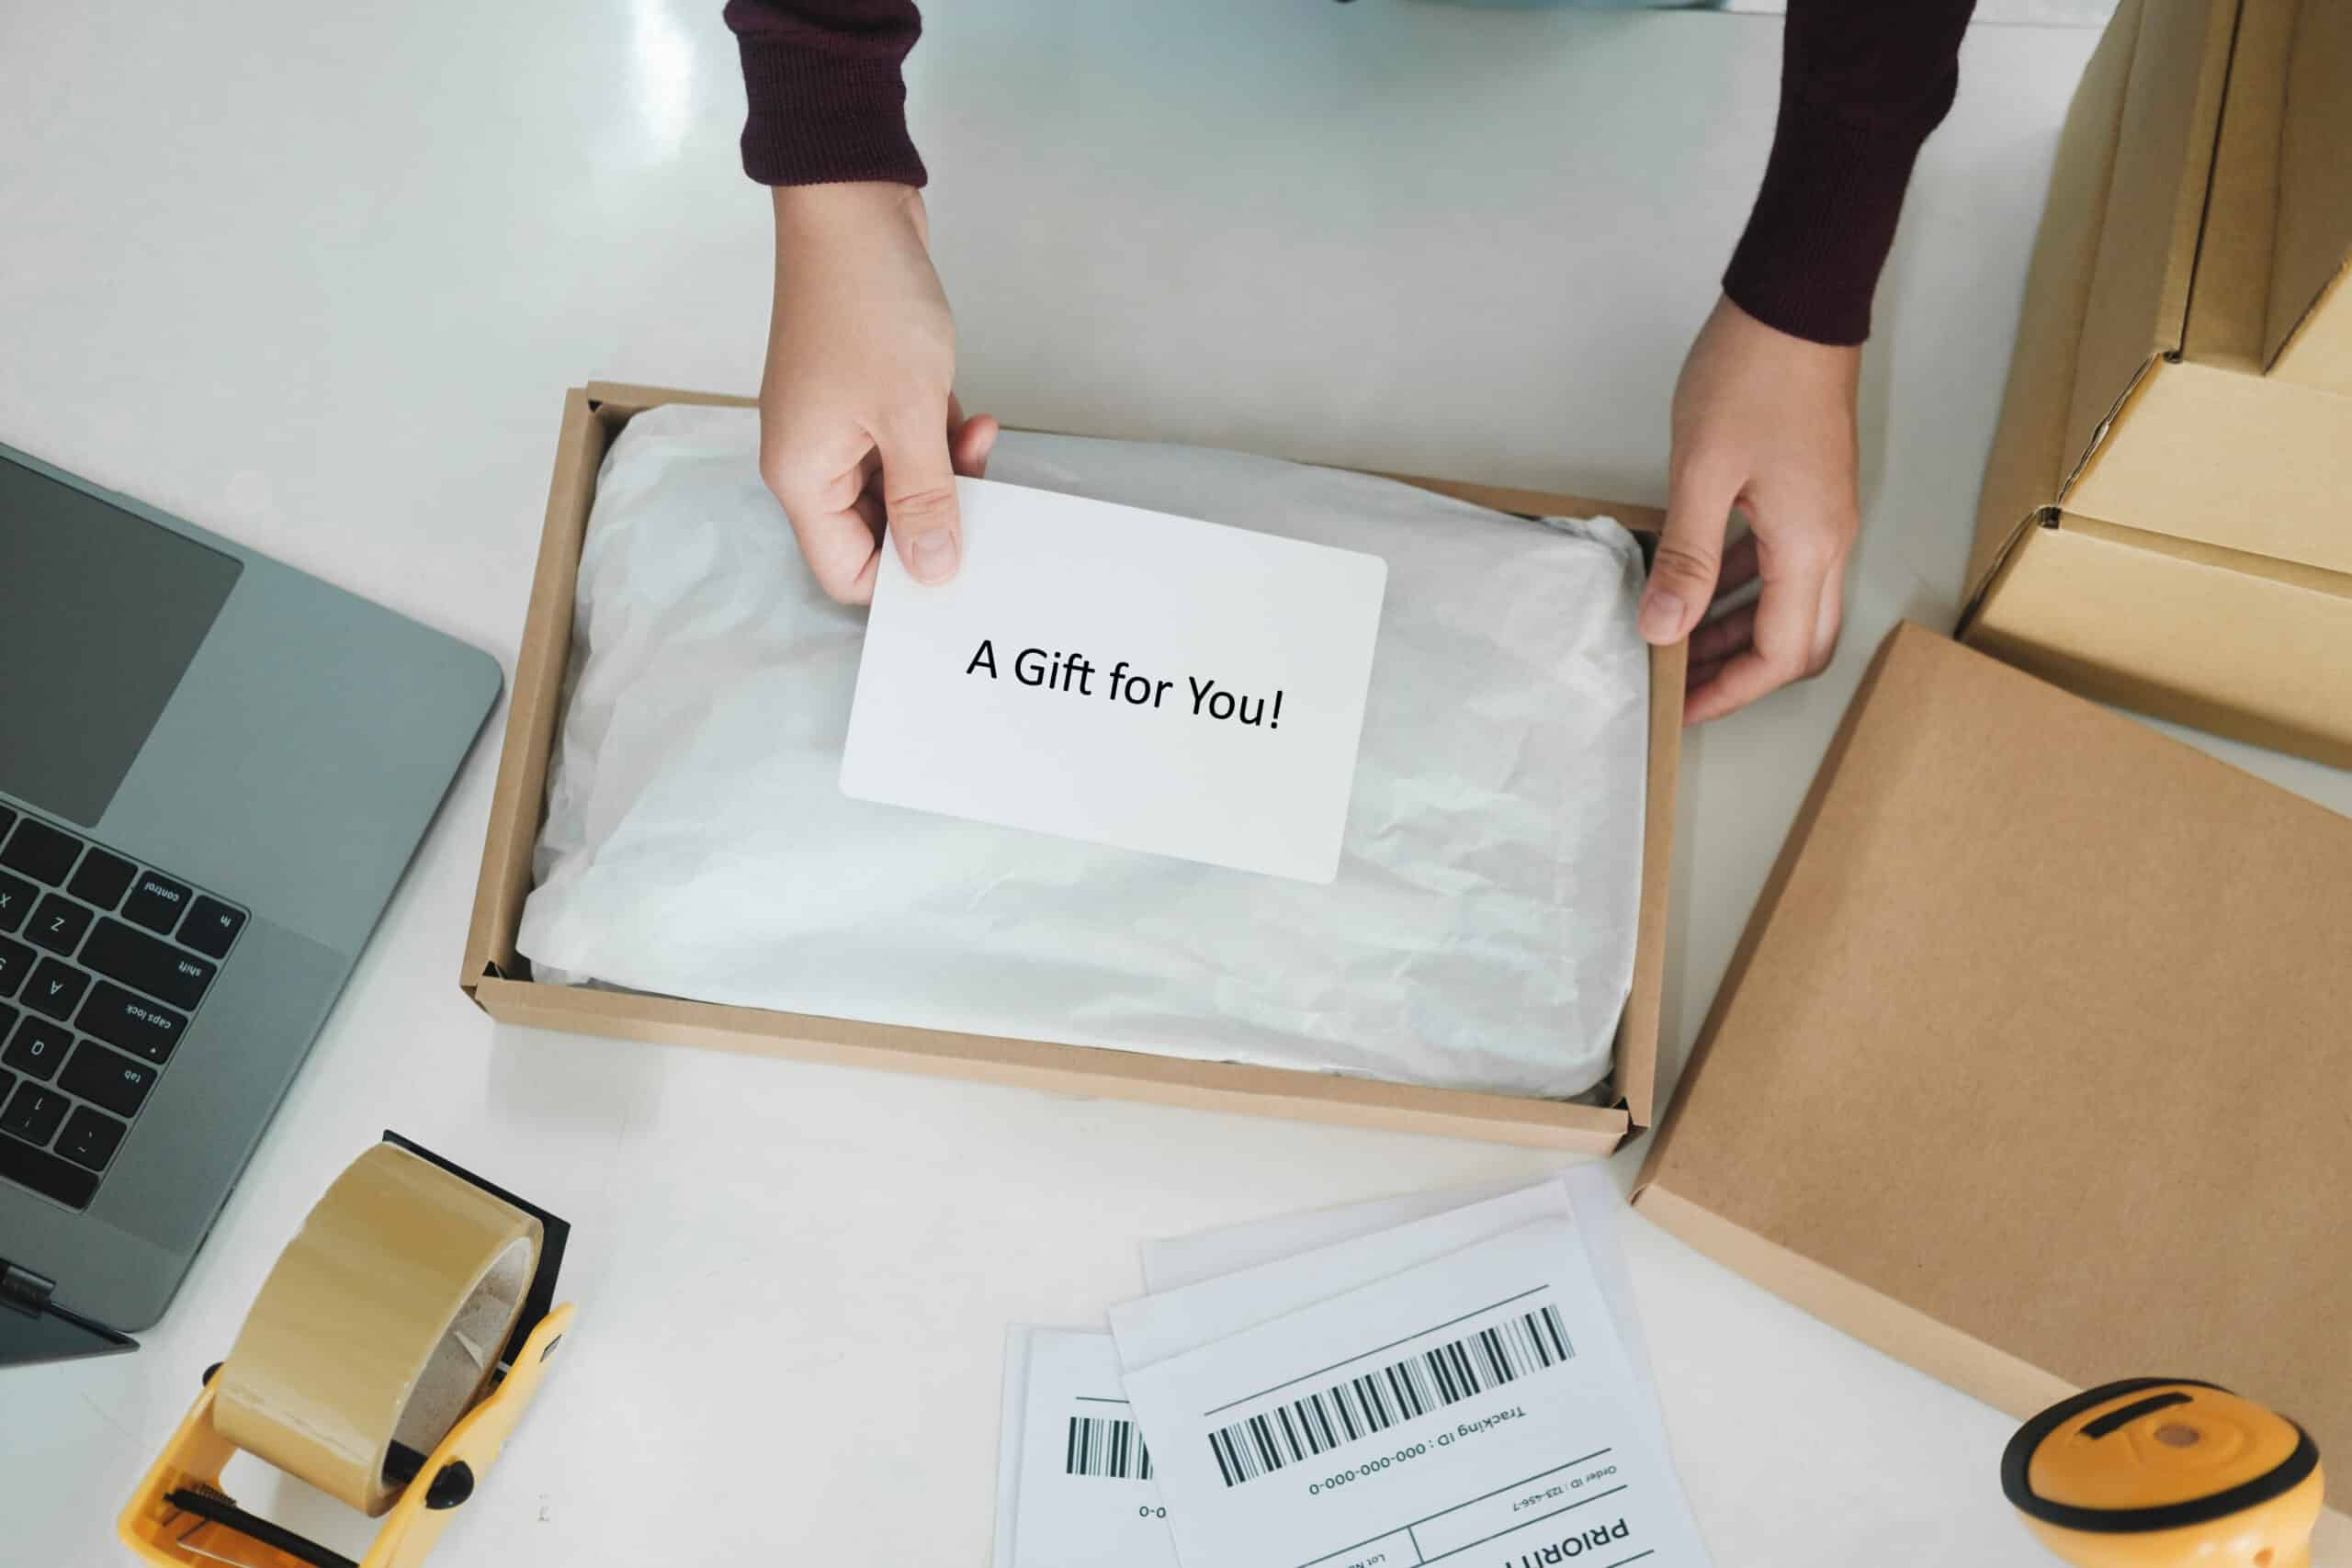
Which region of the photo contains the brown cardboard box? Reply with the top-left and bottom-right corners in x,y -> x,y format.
1634,622 -> 2352,1462
460,382 -> 1682,1152
1961,0 -> 2352,767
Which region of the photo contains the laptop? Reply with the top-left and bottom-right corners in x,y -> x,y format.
0,439 -> 502,1363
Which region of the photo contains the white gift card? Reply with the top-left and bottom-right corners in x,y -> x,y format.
842,478 -> 1387,884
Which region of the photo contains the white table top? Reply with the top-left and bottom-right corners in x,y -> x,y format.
7,3 -> 2347,1563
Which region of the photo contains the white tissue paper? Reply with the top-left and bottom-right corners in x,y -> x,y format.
518,406 -> 1649,1099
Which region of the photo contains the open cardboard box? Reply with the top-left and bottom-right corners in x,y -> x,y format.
461,381 -> 1682,1152
1634,621 -> 2352,1468
1962,0 -> 2352,766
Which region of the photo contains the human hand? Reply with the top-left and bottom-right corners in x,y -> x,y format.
1644,294 -> 1861,724
759,181 -> 998,603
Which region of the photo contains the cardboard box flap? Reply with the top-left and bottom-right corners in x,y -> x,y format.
2179,0 -> 2295,368
1638,622 -> 2352,1465
2262,0 -> 2352,385
2060,0 -> 2238,473
1971,0 -> 2236,596
1970,0 -> 2146,594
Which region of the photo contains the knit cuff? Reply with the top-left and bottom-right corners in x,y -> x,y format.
736,34 -> 927,188
1723,99 -> 1936,347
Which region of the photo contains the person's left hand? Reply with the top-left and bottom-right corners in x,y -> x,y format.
1642,294 -> 1862,724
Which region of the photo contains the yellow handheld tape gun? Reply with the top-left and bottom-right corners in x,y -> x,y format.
119,1134 -> 575,1568
2004,1379 -> 2324,1568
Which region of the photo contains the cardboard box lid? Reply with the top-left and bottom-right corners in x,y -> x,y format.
1635,623 -> 2352,1460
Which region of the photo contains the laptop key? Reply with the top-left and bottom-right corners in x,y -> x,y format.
24,959 -> 89,1022
1,1080 -> 69,1145
76,981 -> 187,1064
122,872 -> 193,934
0,936 -> 34,998
178,896 -> 247,960
0,818 -> 80,886
0,871 -> 33,934
81,919 -> 216,1010
61,1042 -> 155,1118
53,1106 -> 127,1173
4,1017 -> 69,1081
67,849 -> 137,911
0,1122 -> 98,1209
28,894 -> 93,957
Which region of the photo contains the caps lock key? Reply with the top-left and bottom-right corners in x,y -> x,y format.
75,981 -> 187,1064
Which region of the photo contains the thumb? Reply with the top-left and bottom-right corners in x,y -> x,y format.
1645,464 -> 1736,644
875,412 -> 964,585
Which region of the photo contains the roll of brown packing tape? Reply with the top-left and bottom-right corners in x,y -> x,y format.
213,1144 -> 542,1517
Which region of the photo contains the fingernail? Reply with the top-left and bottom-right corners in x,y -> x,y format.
910,529 -> 958,583
1639,590 -> 1683,642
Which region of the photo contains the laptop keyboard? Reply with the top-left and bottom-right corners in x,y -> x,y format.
0,805 -> 246,1211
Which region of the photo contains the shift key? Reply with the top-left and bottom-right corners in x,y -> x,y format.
81,919 -> 216,1010
76,981 -> 189,1064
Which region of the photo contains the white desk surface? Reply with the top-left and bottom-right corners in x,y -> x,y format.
6,4 -> 2347,1563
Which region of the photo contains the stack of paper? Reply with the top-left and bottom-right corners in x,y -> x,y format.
995,1170 -> 1712,1568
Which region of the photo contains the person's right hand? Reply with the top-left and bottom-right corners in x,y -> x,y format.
759,181 -> 998,604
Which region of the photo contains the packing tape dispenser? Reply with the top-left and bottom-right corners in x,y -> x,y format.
2003,1379 -> 2324,1568
119,1134 -> 574,1568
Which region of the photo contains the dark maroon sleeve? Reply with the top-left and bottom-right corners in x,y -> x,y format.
1723,0 -> 1976,345
723,0 -> 926,187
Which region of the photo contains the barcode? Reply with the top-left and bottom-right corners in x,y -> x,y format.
1208,1303 -> 1574,1487
1066,1416 -> 1155,1481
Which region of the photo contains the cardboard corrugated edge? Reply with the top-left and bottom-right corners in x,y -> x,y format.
461,381 -> 1679,1151
2261,0 -> 2352,387
1961,514 -> 2352,765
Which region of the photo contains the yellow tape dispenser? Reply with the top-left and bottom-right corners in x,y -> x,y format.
119,1134 -> 574,1568
2003,1379 -> 2324,1568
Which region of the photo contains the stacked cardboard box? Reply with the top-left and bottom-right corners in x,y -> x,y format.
1963,0 -> 2352,765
